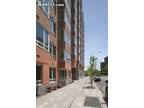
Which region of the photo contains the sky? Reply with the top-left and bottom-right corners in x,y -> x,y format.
83,0 -> 108,69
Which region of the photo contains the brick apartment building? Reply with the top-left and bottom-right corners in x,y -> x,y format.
71,0 -> 84,80
36,0 -> 84,95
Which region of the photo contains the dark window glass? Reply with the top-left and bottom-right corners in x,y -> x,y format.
54,23 -> 56,34
60,70 -> 65,80
60,30 -> 64,40
53,46 -> 56,56
50,68 -> 52,80
53,68 -> 56,80
61,50 -> 64,59
36,23 -> 43,43
49,67 -> 56,81
50,43 -> 52,53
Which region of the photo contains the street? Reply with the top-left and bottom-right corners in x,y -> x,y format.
95,76 -> 108,96
37,77 -> 107,108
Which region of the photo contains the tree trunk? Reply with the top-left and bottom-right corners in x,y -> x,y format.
90,76 -> 93,88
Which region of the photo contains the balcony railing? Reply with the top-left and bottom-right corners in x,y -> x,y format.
36,40 -> 49,52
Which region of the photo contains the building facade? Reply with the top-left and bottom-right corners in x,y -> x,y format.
36,0 -> 84,95
36,0 -> 58,92
100,56 -> 108,75
57,0 -> 72,86
71,0 -> 84,80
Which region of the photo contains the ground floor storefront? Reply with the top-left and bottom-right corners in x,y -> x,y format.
36,63 -> 58,96
36,64 -> 74,96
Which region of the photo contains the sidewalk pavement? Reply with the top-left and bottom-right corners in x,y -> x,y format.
37,77 -> 107,108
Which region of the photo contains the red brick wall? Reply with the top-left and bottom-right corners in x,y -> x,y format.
42,64 -> 49,85
36,47 -> 50,64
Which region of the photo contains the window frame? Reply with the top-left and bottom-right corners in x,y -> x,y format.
49,67 -> 56,81
36,22 -> 49,51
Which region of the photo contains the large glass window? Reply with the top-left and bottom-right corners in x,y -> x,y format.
64,50 -> 71,63
36,23 -> 43,43
64,11 -> 71,30
36,22 -> 49,50
64,31 -> 71,46
60,30 -> 71,46
60,49 -> 71,62
50,16 -> 56,34
49,67 -> 56,81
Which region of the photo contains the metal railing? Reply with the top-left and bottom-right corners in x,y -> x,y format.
36,40 -> 49,52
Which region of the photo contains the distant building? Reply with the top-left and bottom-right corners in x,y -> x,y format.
100,56 -> 108,75
104,57 -> 108,64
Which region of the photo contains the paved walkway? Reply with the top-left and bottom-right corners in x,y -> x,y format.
36,77 -> 107,108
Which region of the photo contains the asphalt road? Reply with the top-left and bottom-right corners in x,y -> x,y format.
95,76 -> 108,95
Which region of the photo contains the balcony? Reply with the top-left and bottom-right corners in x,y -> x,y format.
36,40 -> 49,52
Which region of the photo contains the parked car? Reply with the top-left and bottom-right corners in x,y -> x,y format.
93,76 -> 101,82
105,80 -> 108,104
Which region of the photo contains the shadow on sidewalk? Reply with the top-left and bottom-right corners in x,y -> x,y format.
83,86 -> 95,89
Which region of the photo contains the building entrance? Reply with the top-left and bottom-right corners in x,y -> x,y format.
36,64 -> 42,82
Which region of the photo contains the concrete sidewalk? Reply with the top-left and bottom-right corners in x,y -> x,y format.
36,77 -> 107,108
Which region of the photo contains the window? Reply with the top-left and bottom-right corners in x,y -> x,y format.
64,31 -> 71,46
50,16 -> 56,34
49,67 -> 56,81
64,11 -> 71,30
37,0 -> 49,16
60,70 -> 65,80
36,22 -> 49,50
53,0 -> 56,14
74,37 -> 77,46
50,43 -> 56,57
72,48 -> 77,56
60,30 -> 64,40
53,45 -> 56,56
43,0 -> 48,15
64,50 -> 71,63
60,50 -> 64,59
60,50 -> 71,62
36,22 -> 43,43
50,43 -> 52,53
74,48 -> 77,55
